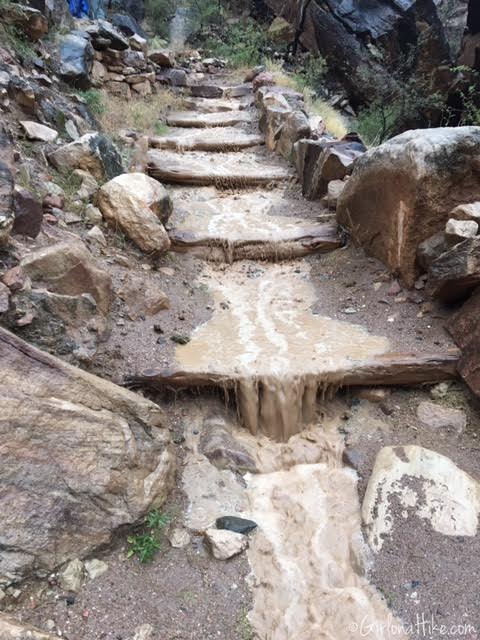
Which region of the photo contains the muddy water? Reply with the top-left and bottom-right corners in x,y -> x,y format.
175,261 -> 390,440
180,403 -> 406,639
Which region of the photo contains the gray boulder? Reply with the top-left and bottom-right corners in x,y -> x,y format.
59,31 -> 94,89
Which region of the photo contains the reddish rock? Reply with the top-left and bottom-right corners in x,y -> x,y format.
252,72 -> 275,92
43,193 -> 65,211
13,188 -> 43,238
2,266 -> 27,292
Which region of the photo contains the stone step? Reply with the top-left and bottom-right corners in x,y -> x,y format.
166,110 -> 253,128
126,261 -> 459,441
150,127 -> 264,152
148,150 -> 294,187
182,97 -> 252,113
168,191 -> 340,260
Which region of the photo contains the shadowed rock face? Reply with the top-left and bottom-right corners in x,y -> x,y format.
0,328 -> 175,586
263,0 -> 451,107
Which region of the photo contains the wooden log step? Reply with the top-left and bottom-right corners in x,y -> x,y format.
166,110 -> 252,128
168,191 -> 340,260
148,150 -> 294,187
150,128 -> 264,152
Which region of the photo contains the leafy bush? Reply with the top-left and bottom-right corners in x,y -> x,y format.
127,509 -> 170,563
206,19 -> 268,68
293,54 -> 328,92
76,89 -> 105,117
145,0 -> 175,38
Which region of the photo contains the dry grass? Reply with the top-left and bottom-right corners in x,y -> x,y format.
98,89 -> 185,138
264,58 -> 298,91
306,95 -> 348,139
264,59 -> 348,139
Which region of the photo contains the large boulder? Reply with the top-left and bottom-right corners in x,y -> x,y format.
111,12 -> 147,39
48,133 -> 123,182
98,173 -> 172,255
447,287 -> 480,397
337,127 -> 480,286
296,136 -> 366,200
0,2 -> 48,40
263,0 -> 451,108
59,31 -> 94,89
0,327 -> 174,585
428,236 -> 480,302
20,240 -> 113,314
362,445 -> 480,552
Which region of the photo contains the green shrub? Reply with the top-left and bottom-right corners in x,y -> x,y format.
76,89 -> 105,117
127,509 -> 170,564
293,54 -> 328,92
145,0 -> 175,39
206,19 -> 268,68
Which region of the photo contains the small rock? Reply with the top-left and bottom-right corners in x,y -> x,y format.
84,204 -> 103,225
43,193 -> 64,211
216,516 -> 257,534
45,619 -> 56,631
430,381 -> 450,399
13,187 -> 43,238
84,558 -> 108,580
445,218 -> 478,246
20,120 -> 58,143
171,334 -> 190,345
0,282 -> 10,313
416,401 -> 466,434
205,528 -> 248,560
59,558 -> 84,592
168,528 -> 191,548
133,623 -> 155,640
355,388 -> 390,403
87,225 -> 107,246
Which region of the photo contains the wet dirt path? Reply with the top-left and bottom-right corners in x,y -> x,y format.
147,81 -> 411,639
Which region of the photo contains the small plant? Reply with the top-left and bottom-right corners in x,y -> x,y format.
293,54 -> 328,93
76,89 -> 105,117
127,509 -> 170,563
154,122 -> 170,135
236,608 -> 254,640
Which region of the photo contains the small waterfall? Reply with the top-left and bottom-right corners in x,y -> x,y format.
170,6 -> 191,51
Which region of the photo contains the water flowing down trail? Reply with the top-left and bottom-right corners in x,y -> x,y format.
127,78 -> 460,638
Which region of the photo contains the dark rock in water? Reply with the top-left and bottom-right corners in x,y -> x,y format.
216,516 -> 258,534
199,418 -> 257,473
13,188 -> 43,238
59,32 -> 94,89
111,13 -> 147,39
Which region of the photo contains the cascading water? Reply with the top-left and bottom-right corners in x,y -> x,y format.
170,5 -> 191,51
